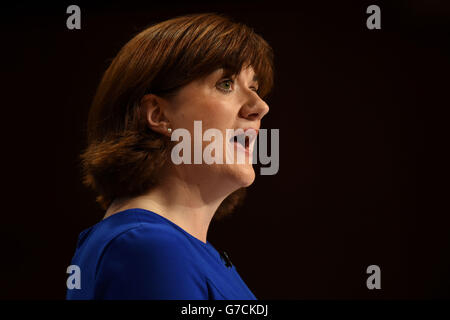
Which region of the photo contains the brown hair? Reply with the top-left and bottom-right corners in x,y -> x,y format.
80,12 -> 274,218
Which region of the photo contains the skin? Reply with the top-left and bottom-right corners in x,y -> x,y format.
103,64 -> 269,244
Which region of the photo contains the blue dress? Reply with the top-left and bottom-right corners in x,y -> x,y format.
66,208 -> 257,300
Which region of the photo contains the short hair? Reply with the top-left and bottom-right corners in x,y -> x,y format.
80,12 -> 275,218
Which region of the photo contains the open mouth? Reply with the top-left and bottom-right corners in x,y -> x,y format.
231,134 -> 250,149
228,129 -> 258,154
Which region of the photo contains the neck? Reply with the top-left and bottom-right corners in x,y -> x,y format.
104,168 -> 234,244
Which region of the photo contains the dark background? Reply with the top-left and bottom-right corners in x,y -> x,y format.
1,0 -> 449,299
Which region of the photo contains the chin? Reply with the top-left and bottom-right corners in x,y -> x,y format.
221,139 -> 257,189
231,163 -> 256,188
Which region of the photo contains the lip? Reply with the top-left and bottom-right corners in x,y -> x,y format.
228,127 -> 259,156
233,139 -> 250,155
243,128 -> 259,135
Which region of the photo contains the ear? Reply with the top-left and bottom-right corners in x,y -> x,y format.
141,94 -> 171,136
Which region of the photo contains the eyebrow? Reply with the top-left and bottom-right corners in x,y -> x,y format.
219,68 -> 259,86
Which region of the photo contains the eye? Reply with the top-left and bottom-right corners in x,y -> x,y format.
217,79 -> 234,93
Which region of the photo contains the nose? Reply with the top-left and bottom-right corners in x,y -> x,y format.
239,92 -> 270,121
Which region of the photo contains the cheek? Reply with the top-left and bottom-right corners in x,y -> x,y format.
195,103 -> 234,130
208,100 -> 238,127
172,86 -> 237,131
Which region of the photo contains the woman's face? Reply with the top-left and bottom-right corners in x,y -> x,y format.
164,65 -> 269,195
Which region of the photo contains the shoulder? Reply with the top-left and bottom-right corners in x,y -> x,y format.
100,221 -> 192,266
94,220 -> 208,299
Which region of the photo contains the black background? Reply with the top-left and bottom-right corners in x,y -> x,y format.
1,0 -> 449,299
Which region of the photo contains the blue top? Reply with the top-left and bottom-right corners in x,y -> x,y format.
66,208 -> 257,300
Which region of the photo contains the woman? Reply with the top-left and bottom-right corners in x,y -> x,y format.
66,12 -> 274,300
